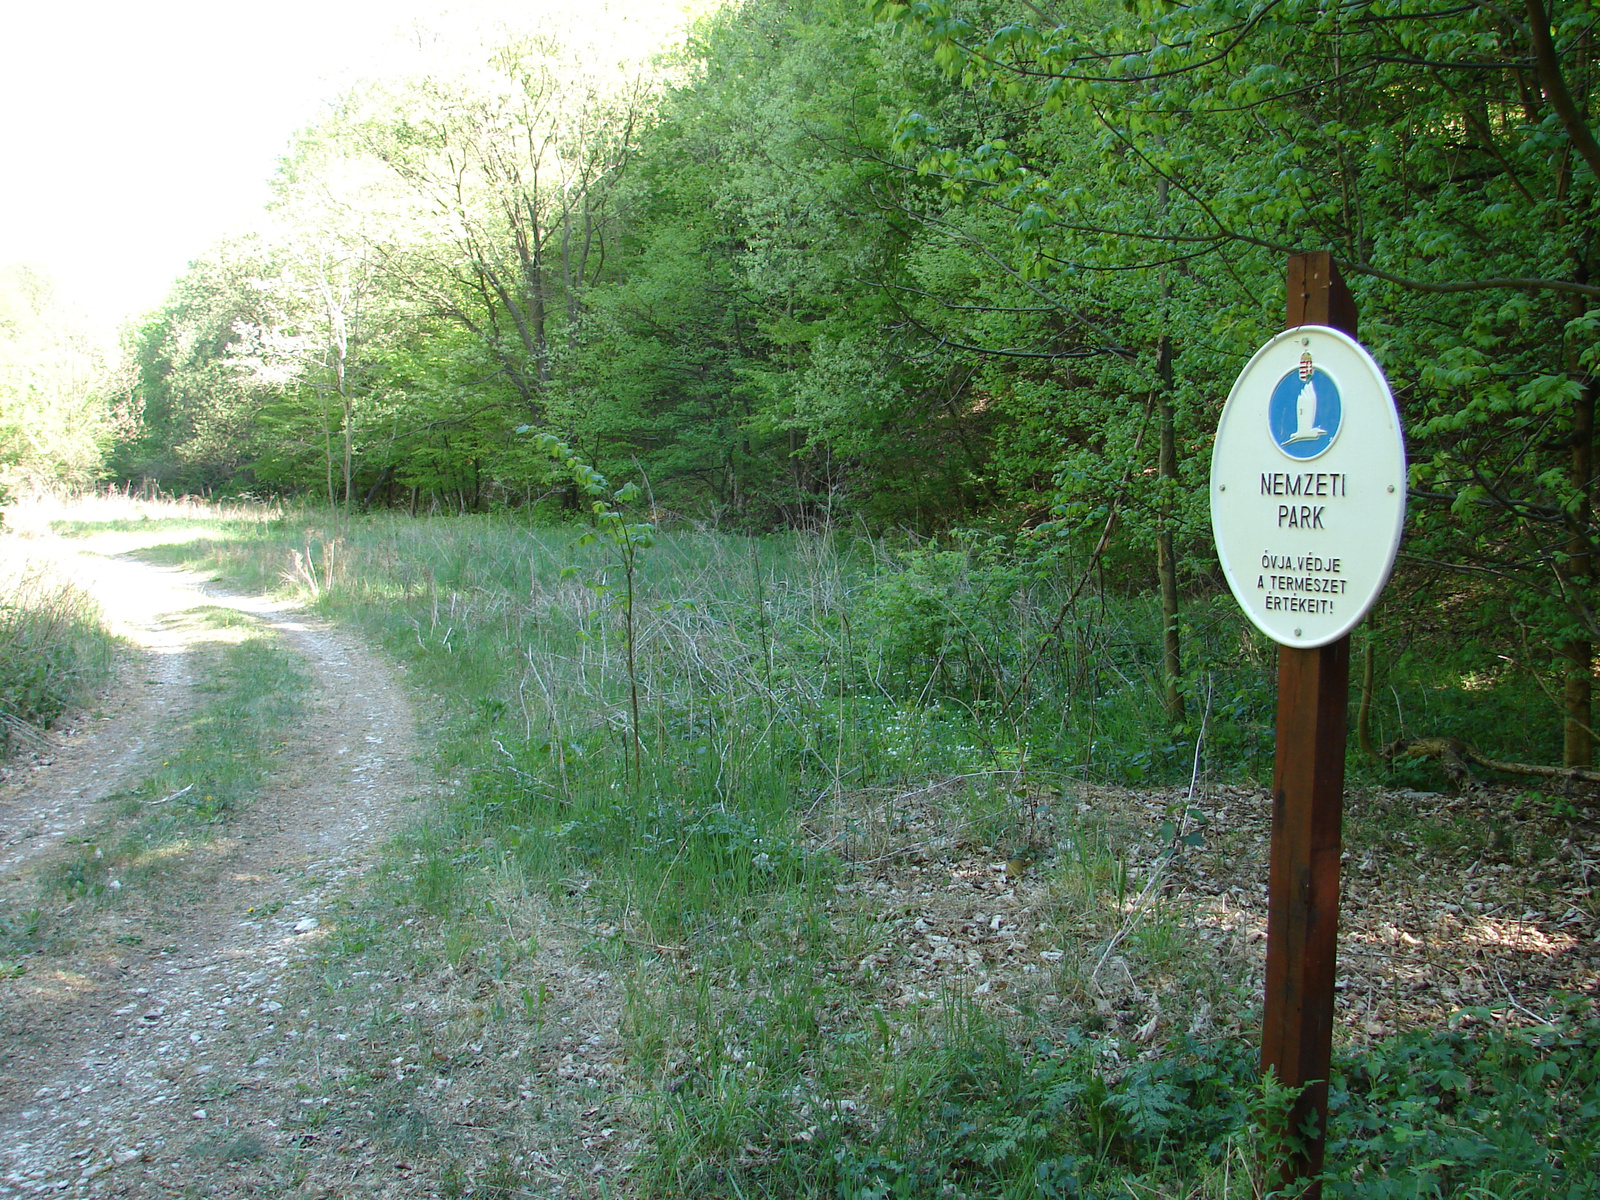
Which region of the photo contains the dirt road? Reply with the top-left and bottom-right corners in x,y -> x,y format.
0,532 -> 427,1196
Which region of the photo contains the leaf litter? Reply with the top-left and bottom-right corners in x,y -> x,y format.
807,774 -> 1600,1051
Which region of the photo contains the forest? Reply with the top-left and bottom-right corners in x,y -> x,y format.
17,0 -> 1576,772
1,0 -> 1598,1196
2,0 -> 1593,767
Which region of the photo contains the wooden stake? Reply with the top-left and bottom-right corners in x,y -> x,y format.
1287,252 -> 1358,338
1261,252 -> 1356,1197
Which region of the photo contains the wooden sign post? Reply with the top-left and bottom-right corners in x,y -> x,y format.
1262,254 -> 1355,1196
1209,253 -> 1407,1197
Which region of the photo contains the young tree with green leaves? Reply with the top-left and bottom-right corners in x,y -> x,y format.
320,32 -> 659,423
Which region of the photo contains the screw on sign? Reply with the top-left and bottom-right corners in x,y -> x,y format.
1210,253 -> 1406,1198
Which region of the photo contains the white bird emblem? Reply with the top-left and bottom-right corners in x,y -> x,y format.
1287,376 -> 1326,443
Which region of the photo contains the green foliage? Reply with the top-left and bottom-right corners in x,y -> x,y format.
112,236 -> 291,493
1324,1013 -> 1600,1199
0,564 -> 114,753
77,0 -> 1600,764
525,430 -> 656,555
831,1023 -> 1258,1197
0,264 -> 113,490
828,1013 -> 1600,1200
877,0 -> 1600,747
550,0 -> 994,524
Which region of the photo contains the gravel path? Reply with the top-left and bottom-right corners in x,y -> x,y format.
0,537 -> 427,1197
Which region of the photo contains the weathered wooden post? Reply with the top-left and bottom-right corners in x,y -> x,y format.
1261,252 -> 1357,1194
1210,253 -> 1406,1197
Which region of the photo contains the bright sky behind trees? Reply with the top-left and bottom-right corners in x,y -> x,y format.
0,0 -> 702,341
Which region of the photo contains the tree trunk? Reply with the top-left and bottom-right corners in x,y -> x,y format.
1356,608 -> 1380,758
338,357 -> 353,525
1563,298 -> 1594,766
322,386 -> 336,511
1151,133 -> 1183,726
1155,335 -> 1184,724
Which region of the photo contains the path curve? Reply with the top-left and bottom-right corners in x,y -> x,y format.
0,537 -> 426,1198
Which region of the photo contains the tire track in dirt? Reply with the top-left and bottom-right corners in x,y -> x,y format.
0,544 -> 428,1198
0,554 -> 200,883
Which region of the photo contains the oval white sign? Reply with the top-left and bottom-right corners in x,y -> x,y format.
1210,325 -> 1405,648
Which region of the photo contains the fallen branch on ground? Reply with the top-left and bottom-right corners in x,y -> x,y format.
1384,737 -> 1600,799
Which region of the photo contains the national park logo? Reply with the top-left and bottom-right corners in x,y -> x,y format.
1267,349 -> 1342,460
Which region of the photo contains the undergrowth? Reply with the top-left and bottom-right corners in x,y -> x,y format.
0,557 -> 115,754
49,496 -> 1595,1198
812,1007 -> 1600,1200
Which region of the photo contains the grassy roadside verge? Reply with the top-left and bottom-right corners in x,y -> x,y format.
0,554 -> 116,757
46,499 -> 1600,1199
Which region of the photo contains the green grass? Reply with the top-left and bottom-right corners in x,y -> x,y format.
101,511 -> 1273,787
0,558 -> 116,754
39,614 -> 308,906
56,499 -> 1596,1199
188,1130 -> 267,1163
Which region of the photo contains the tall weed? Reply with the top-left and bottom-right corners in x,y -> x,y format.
0,559 -> 114,753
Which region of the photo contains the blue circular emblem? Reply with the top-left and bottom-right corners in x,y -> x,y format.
1267,359 -> 1341,460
